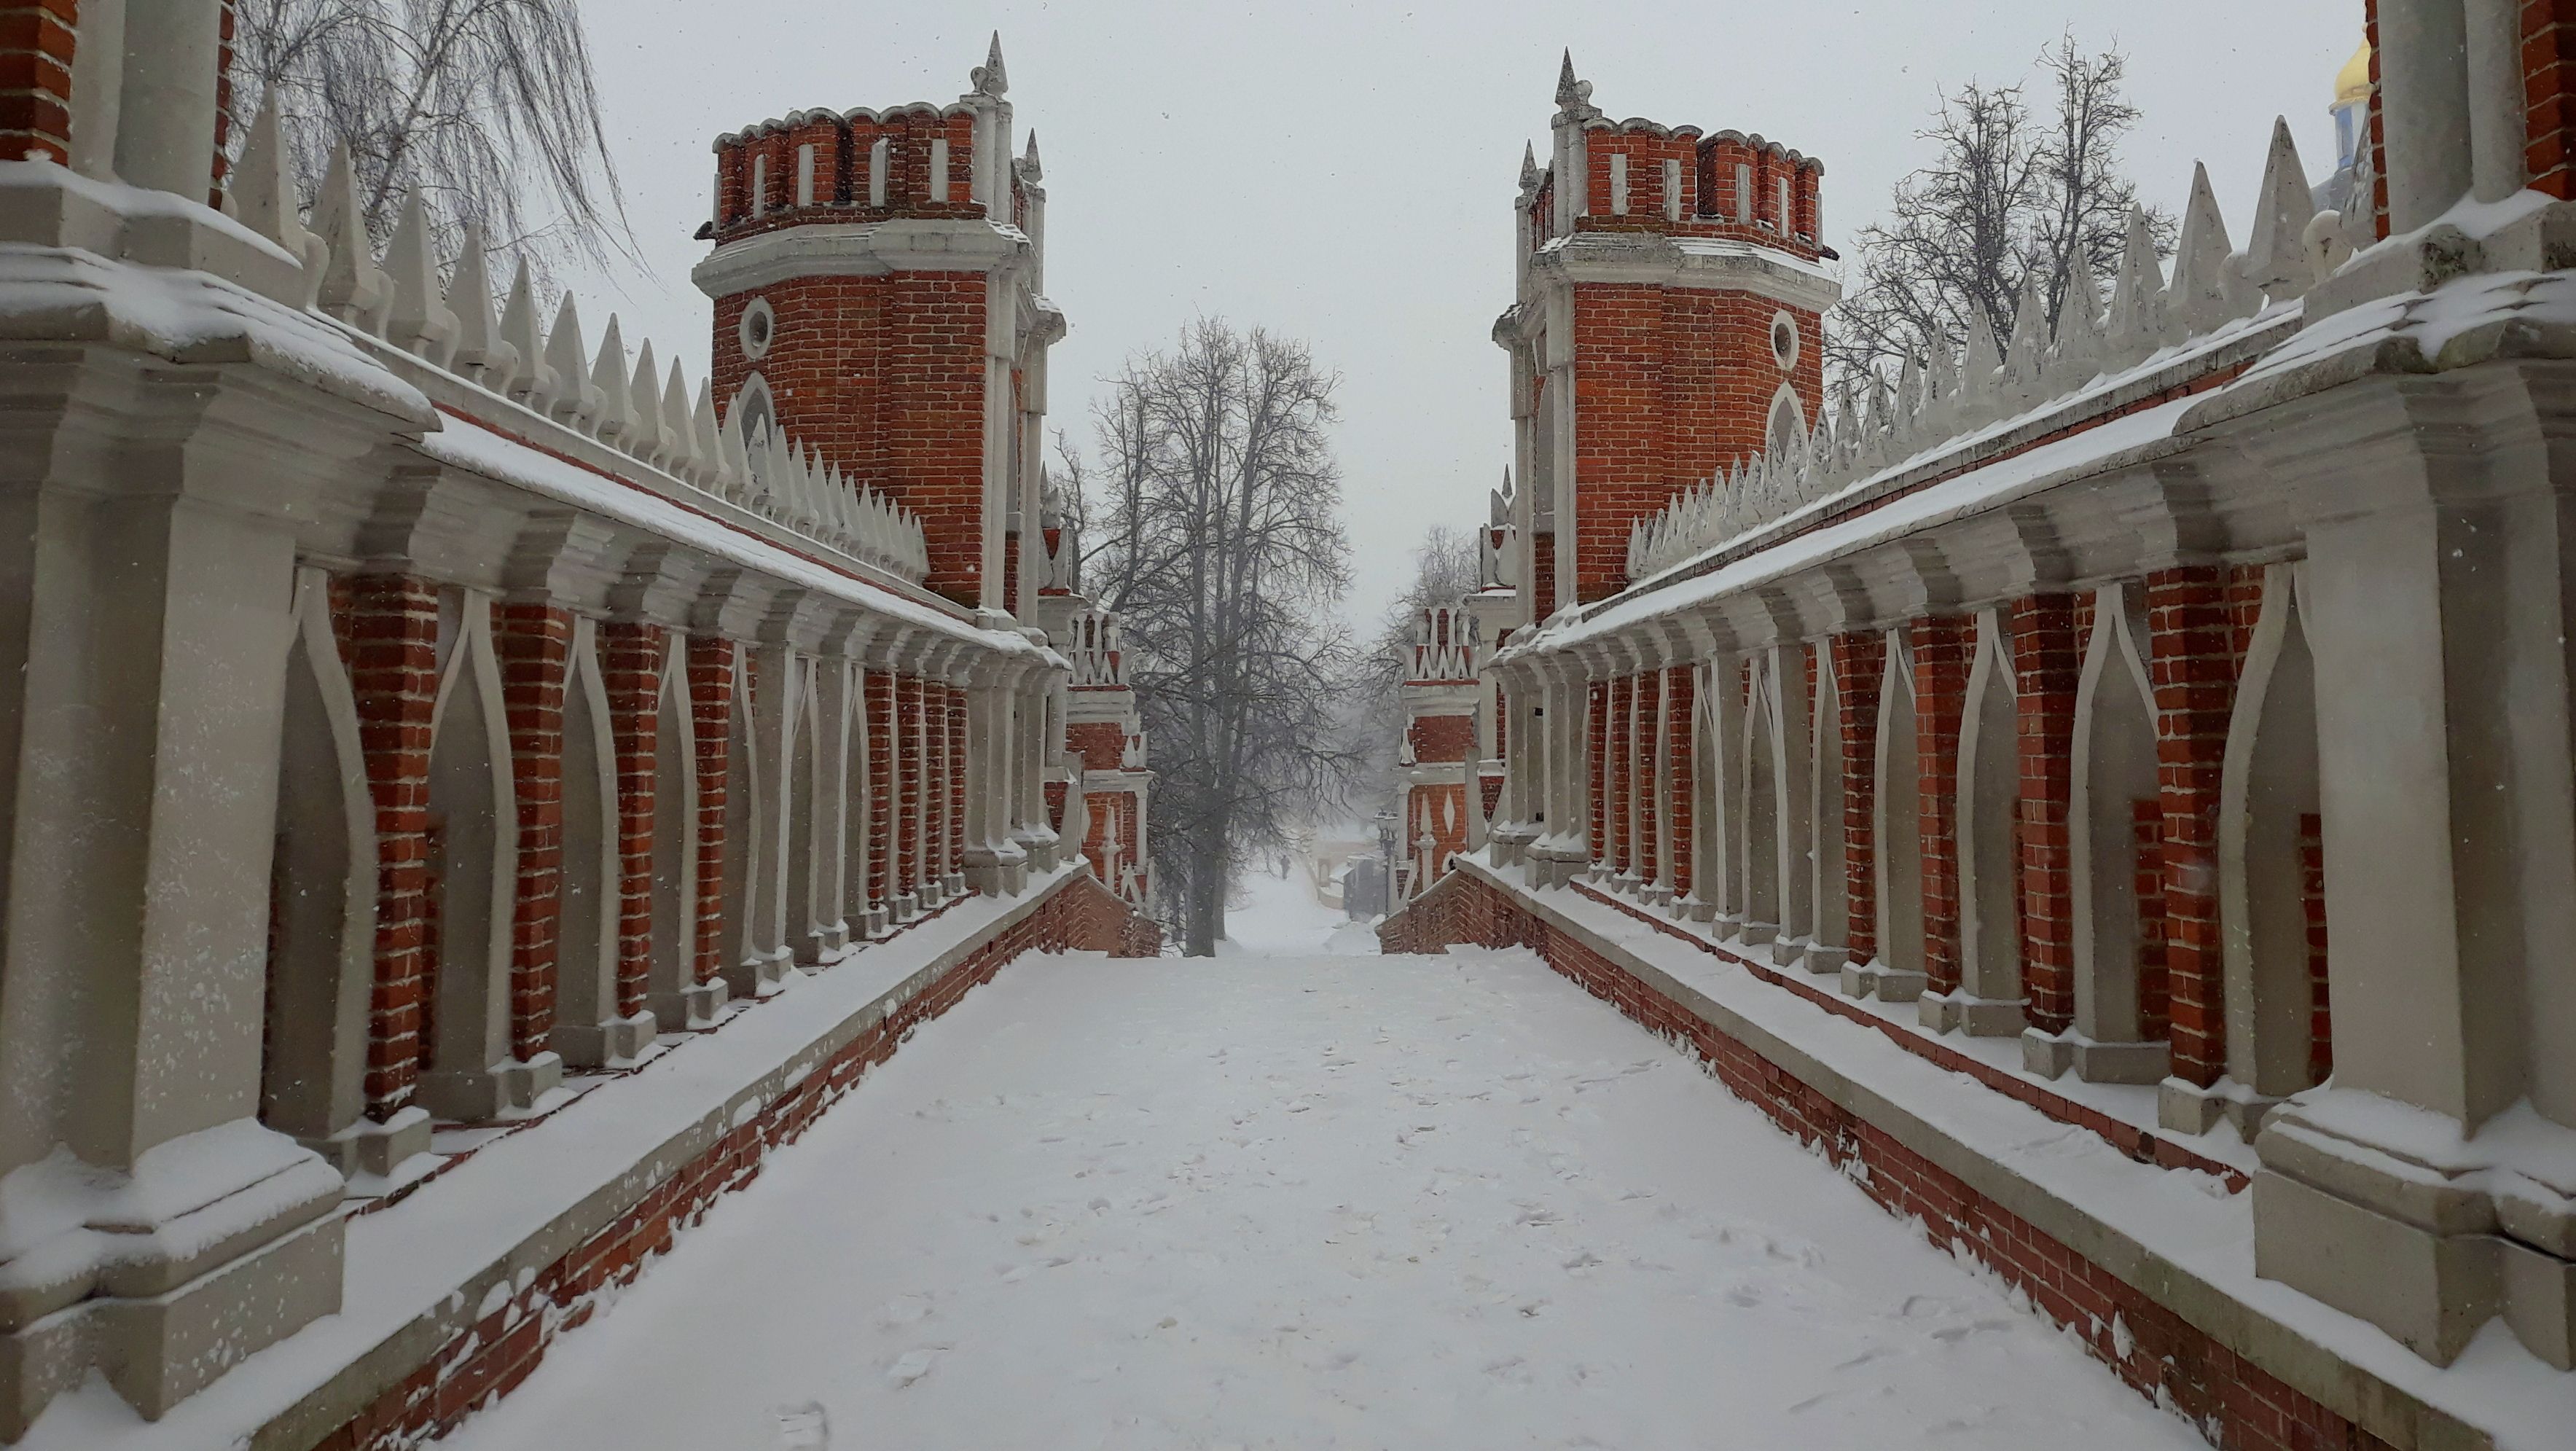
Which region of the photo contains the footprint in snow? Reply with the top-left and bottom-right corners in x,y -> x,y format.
885,1349 -> 939,1388
877,1296 -> 930,1327
772,1401 -> 829,1447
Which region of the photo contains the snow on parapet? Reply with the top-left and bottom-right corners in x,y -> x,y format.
227,96 -> 932,586
1625,119 -> 2364,587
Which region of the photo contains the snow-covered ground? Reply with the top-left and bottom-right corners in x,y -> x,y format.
434,933 -> 2202,1450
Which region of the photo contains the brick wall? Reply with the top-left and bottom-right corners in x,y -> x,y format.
686,638 -> 736,987
1831,633 -> 1884,962
338,574 -> 442,1116
2145,566 -> 2237,1088
1405,712 -> 1476,764
1385,868 -> 2390,1451
1666,665 -> 1696,895
710,271 -> 992,606
2010,595 -> 2080,1036
1910,617 -> 1970,995
866,670 -> 896,910
0,0 -> 77,165
310,871 -> 1157,1451
2528,0 -> 2576,200
495,605 -> 573,1060
896,676 -> 925,895
1562,285 -> 1823,603
599,623 -> 665,1019
945,683 -> 968,880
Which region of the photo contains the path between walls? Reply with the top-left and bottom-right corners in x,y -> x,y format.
427,883 -> 2204,1450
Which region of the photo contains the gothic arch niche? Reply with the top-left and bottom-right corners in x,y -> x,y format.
2220,563 -> 2327,1109
646,636 -> 702,1028
420,594 -> 524,1121
553,618 -> 638,1068
1870,632 -> 1925,998
1951,612 -> 2026,1036
1766,383 -> 1806,457
2067,584 -> 2169,1082
1807,644 -> 1849,971
262,570 -> 377,1165
1740,659 -> 1782,945
1769,644 -> 1815,965
786,657 -> 826,964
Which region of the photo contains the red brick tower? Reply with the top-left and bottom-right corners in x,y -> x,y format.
695,37 -> 1062,615
1497,53 -> 1836,611
1397,607 -> 1480,901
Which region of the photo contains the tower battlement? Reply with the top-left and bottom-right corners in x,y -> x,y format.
1500,53 -> 1839,612
692,36 -> 1058,612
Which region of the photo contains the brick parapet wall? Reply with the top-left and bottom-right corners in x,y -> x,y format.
338,574 -> 442,1116
685,638 -> 736,987
309,871 -> 1157,1450
1909,617 -> 1970,995
1829,633 -> 1884,962
494,603 -> 572,1060
2146,566 -> 2239,1087
866,670 -> 896,909
1665,666 -> 1696,896
0,0 -> 77,165
599,622 -> 666,1019
1383,866 -> 2411,1451
2010,594 -> 2080,1035
2529,0 -> 2576,200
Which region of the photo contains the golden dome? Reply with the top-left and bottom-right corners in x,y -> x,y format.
2335,36 -> 2372,106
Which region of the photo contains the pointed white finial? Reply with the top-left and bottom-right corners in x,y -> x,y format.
234,91 -> 305,254
588,315 -> 633,442
662,359 -> 697,475
1556,50 -> 1587,108
381,190 -> 457,364
312,141 -> 387,329
624,337 -> 663,459
2051,262 -> 2107,393
1022,130 -> 1043,183
974,32 -> 1009,97
2243,117 -> 2319,302
544,292 -> 594,424
692,380 -> 724,490
2105,205 -> 2166,367
498,258 -> 553,407
2171,161 -> 2251,337
1520,141 -> 1541,192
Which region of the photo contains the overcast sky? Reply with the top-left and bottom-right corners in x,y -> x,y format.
563,0 -> 2364,631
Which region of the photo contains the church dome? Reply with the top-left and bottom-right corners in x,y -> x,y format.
2335,37 -> 2371,107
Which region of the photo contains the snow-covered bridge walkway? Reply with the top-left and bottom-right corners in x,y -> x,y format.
436,877 -> 2199,1450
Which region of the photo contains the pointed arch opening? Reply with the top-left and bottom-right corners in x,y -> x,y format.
1954,614 -> 2025,1035
2069,584 -> 2169,1082
553,619 -> 629,1067
420,595 -> 519,1121
261,571 -> 377,1161
2222,564 -> 2328,1104
1742,660 -> 1782,944
1872,633 -> 1926,996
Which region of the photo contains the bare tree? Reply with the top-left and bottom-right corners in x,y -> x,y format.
1830,36 -> 2166,387
230,0 -> 633,270
1350,525 -> 1481,816
1077,320 -> 1364,955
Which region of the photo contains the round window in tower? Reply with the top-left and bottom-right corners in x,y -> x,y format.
1770,310 -> 1799,371
738,296 -> 777,362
